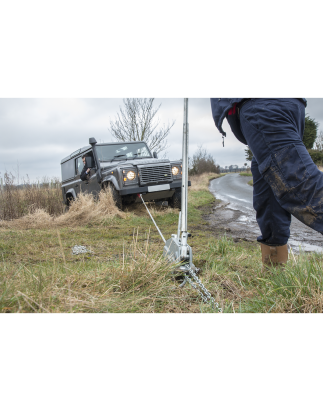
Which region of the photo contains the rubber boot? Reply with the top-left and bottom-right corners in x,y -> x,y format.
261,244 -> 288,270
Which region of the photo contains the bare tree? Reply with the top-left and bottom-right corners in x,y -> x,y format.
188,145 -> 220,175
109,98 -> 175,154
314,130 -> 323,151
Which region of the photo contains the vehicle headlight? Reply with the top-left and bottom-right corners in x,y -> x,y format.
172,166 -> 179,176
126,170 -> 136,180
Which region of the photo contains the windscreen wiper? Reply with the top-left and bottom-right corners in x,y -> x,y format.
112,154 -> 127,161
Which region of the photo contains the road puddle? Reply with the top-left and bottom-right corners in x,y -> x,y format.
288,240 -> 323,254
208,174 -> 323,255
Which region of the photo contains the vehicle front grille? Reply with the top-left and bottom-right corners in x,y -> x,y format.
139,164 -> 173,186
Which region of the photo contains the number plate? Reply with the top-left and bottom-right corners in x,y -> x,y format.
148,184 -> 170,193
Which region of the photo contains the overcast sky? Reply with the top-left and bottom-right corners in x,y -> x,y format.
0,98 -> 323,182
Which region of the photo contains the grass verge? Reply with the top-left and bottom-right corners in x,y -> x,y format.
1,172 -> 323,313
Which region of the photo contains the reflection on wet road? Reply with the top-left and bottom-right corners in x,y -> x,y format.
209,174 -> 323,254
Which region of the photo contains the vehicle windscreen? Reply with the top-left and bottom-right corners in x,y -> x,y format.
96,143 -> 152,161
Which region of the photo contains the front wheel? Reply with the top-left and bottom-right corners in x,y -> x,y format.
106,183 -> 122,210
64,195 -> 74,212
169,189 -> 181,209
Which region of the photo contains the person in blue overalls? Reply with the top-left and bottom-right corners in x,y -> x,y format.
210,98 -> 323,268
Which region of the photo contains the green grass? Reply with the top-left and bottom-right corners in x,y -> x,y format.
248,179 -> 253,186
239,252 -> 323,313
1,173 -> 323,313
0,174 -> 222,313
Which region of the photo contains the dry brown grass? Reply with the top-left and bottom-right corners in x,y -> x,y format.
189,172 -> 221,191
0,190 -> 124,229
0,172 -> 226,313
263,290 -> 323,314
0,233 -> 204,313
0,173 -> 63,220
0,170 -> 180,230
0,171 -> 218,231
0,188 -> 175,230
3,168 -> 323,313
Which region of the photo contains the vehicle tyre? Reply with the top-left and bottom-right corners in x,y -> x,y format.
107,182 -> 122,210
123,194 -> 136,207
65,195 -> 74,212
169,189 -> 181,209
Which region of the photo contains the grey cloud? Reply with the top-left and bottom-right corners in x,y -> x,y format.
1,98 -> 322,182
306,99 -> 323,129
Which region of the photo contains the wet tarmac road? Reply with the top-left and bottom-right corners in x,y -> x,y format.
209,174 -> 323,254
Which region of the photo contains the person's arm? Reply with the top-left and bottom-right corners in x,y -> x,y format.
210,98 -> 228,136
80,165 -> 91,181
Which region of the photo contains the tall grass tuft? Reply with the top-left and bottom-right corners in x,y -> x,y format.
0,172 -> 63,220
0,232 -> 201,313
242,252 -> 323,313
189,172 -> 221,192
0,190 -> 124,229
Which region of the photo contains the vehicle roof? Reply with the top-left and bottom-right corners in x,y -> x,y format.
95,142 -> 148,145
60,145 -> 91,164
60,141 -> 150,164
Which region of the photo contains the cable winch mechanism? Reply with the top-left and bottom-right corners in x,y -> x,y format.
140,98 -> 221,312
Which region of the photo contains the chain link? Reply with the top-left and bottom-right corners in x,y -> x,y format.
139,193 -> 221,310
182,264 -> 222,312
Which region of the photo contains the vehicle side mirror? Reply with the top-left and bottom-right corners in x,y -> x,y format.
85,157 -> 95,168
153,152 -> 158,158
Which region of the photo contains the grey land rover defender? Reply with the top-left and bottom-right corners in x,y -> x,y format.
61,138 -> 189,210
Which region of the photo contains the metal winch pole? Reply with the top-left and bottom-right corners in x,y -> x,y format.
142,98 -> 220,309
180,98 -> 189,259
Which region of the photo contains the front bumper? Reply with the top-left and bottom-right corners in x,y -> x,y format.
119,180 -> 191,196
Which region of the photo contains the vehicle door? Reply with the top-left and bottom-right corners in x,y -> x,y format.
74,156 -> 84,196
80,152 -> 101,197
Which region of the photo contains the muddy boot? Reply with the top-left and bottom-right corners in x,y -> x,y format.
261,244 -> 288,270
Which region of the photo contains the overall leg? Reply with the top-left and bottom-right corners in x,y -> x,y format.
251,156 -> 291,246
240,98 -> 323,237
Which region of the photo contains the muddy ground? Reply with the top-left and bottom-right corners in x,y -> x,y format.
203,174 -> 323,254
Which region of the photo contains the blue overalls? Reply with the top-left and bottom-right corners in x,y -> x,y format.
211,98 -> 323,246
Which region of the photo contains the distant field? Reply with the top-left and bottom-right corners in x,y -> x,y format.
239,172 -> 252,177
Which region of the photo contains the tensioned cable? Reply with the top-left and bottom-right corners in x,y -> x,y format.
139,194 -> 166,244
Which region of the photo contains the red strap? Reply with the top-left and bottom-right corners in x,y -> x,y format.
228,103 -> 237,116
